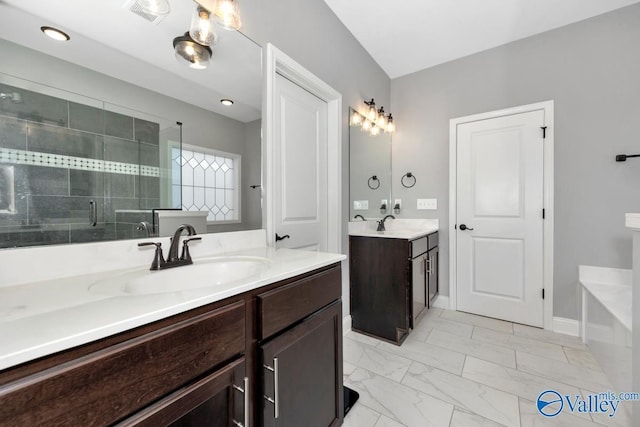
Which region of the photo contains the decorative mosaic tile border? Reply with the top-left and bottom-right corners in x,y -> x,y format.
0,148 -> 160,177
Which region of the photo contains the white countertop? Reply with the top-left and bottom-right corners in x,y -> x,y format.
579,265 -> 632,332
348,218 -> 439,240
0,246 -> 345,371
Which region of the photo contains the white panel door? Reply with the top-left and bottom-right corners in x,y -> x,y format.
456,110 -> 545,327
273,73 -> 328,251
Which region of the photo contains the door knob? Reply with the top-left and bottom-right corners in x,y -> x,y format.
275,233 -> 290,242
459,224 -> 474,231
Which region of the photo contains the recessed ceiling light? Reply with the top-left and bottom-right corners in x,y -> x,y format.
220,99 -> 234,106
41,26 -> 70,42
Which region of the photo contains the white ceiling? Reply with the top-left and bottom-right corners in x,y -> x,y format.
323,0 -> 640,79
0,0 -> 262,122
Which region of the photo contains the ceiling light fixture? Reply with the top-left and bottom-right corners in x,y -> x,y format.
215,0 -> 242,31
40,26 -> 70,42
136,0 -> 170,16
173,32 -> 213,70
220,98 -> 234,106
190,6 -> 218,46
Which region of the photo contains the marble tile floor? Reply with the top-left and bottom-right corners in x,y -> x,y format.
343,308 -> 633,427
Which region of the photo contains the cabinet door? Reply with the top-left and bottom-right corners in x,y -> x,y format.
411,254 -> 427,326
261,301 -> 343,427
428,246 -> 439,306
350,236 -> 411,343
117,358 -> 249,427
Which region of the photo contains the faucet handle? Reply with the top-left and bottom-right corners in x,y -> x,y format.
138,242 -> 166,270
181,237 -> 202,262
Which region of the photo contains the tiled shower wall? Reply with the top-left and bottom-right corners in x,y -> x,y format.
0,83 -> 162,248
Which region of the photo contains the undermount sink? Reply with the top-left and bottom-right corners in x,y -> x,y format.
89,256 -> 271,296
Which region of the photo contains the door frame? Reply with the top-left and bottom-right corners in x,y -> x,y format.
448,101 -> 554,330
262,43 -> 342,253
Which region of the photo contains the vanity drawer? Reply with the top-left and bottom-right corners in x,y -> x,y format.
258,264 -> 341,340
411,236 -> 429,257
0,300 -> 245,426
428,231 -> 439,249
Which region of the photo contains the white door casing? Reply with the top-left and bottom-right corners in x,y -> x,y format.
449,101 -> 554,329
273,74 -> 328,250
263,44 -> 342,254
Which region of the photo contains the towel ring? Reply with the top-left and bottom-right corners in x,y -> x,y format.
401,172 -> 416,188
368,175 -> 381,190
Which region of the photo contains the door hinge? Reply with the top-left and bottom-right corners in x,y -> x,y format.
541,126 -> 547,139
542,208 -> 545,219
542,289 -> 545,299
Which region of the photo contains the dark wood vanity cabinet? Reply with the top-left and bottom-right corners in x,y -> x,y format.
258,266 -> 343,427
0,263 -> 343,427
350,232 -> 439,344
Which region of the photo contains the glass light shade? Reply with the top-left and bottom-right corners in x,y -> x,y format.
173,33 -> 212,70
137,0 -> 170,16
386,114 -> 395,133
376,107 -> 387,128
361,120 -> 372,132
370,125 -> 380,136
350,111 -> 363,126
190,6 -> 218,46
215,0 -> 242,30
367,104 -> 376,121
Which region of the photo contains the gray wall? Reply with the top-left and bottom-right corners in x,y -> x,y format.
241,0 -> 392,311
390,4 -> 640,320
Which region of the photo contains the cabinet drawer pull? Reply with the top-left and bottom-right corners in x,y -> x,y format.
426,257 -> 432,275
263,358 -> 279,419
232,377 -> 250,427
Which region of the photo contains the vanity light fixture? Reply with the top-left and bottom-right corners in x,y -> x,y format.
386,114 -> 395,133
220,98 -> 234,106
351,101 -> 395,136
40,26 -> 70,42
376,106 -> 387,128
215,0 -> 242,30
361,119 -> 372,133
190,5 -> 218,46
350,110 -> 363,126
173,32 -> 213,70
364,99 -> 377,121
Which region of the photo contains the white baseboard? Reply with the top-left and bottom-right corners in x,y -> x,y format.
342,315 -> 352,335
552,317 -> 580,337
431,295 -> 450,310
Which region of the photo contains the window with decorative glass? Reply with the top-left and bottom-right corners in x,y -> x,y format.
172,144 -> 240,223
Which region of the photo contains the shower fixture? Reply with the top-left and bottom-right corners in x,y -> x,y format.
0,92 -> 22,103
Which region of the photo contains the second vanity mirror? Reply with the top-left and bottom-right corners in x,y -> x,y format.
349,107 -> 392,220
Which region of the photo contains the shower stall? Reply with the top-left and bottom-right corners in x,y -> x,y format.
0,76 -> 180,248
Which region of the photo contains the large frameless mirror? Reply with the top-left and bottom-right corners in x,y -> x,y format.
0,0 -> 262,249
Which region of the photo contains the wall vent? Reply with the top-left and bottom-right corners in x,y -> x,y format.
122,0 -> 167,25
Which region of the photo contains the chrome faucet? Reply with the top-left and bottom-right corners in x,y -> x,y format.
138,224 -> 201,270
136,221 -> 154,237
377,215 -> 395,232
